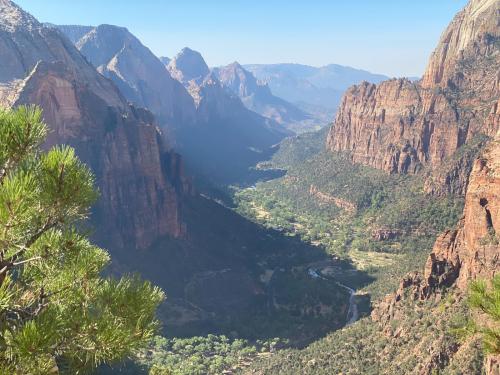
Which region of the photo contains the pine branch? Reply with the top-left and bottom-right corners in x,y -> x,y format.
12,256 -> 42,266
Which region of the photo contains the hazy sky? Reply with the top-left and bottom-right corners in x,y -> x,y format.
15,0 -> 468,77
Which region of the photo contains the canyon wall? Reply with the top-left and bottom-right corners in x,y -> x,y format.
0,0 -> 190,250
326,0 -> 499,195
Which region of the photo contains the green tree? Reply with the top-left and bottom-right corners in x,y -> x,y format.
0,106 -> 164,374
468,275 -> 500,354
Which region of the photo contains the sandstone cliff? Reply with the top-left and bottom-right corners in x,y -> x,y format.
0,0 -> 190,250
372,130 -> 500,374
362,2 -> 500,372
326,0 -> 499,195
59,24 -> 197,127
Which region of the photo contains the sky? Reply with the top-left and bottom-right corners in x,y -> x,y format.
15,0 -> 468,77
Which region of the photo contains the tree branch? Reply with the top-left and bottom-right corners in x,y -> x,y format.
12,256 -> 42,266
0,219 -> 59,287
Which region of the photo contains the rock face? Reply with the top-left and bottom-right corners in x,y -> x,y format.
309,185 -> 356,213
372,131 -> 500,373
213,62 -> 315,133
421,0 -> 499,89
57,24 -> 197,126
0,0 -> 189,250
326,0 -> 499,194
427,132 -> 500,291
423,135 -> 488,196
167,47 -> 210,86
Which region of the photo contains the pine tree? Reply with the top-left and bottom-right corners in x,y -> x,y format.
0,106 -> 165,374
468,275 -> 500,355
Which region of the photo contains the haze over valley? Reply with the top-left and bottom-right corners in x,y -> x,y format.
0,0 -> 498,374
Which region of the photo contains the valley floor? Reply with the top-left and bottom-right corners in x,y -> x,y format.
116,126 -> 474,374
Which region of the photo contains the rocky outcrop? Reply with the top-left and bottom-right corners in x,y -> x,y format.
309,185 -> 356,213
159,56 -> 170,65
423,135 -> 488,196
57,24 -> 197,126
167,47 -> 210,86
0,0 -> 190,250
486,355 -> 500,375
372,131 -> 500,374
371,228 -> 402,241
421,0 -> 499,89
213,62 -> 314,132
326,0 -> 499,194
373,130 -> 500,316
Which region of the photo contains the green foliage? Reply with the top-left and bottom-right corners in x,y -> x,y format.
135,335 -> 284,375
235,145 -> 463,298
0,106 -> 164,374
249,296 -> 483,374
468,276 -> 500,354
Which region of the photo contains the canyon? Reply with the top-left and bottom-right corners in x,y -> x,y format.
0,0 -> 498,373
61,25 -> 289,185
0,0 -> 357,341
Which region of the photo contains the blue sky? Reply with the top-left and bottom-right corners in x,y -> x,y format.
15,0 -> 468,77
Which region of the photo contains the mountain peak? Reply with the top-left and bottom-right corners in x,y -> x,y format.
94,23 -> 129,35
421,0 -> 499,87
49,24 -> 94,43
168,47 -> 210,85
0,0 -> 40,32
77,24 -> 132,47
216,62 -> 257,85
228,61 -> 243,69
159,56 -> 171,66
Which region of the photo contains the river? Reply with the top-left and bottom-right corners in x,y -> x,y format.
308,268 -> 359,325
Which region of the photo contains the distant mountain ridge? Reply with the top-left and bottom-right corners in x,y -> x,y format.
166,47 -> 288,184
55,25 -> 288,185
213,62 -> 318,133
244,63 -> 389,120
57,24 -> 197,127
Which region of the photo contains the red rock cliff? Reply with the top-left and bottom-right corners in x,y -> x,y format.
372,131 -> 500,375
326,0 -> 499,194
0,0 -> 190,250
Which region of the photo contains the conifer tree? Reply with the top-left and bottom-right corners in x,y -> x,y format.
0,106 -> 164,374
468,275 -> 500,355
